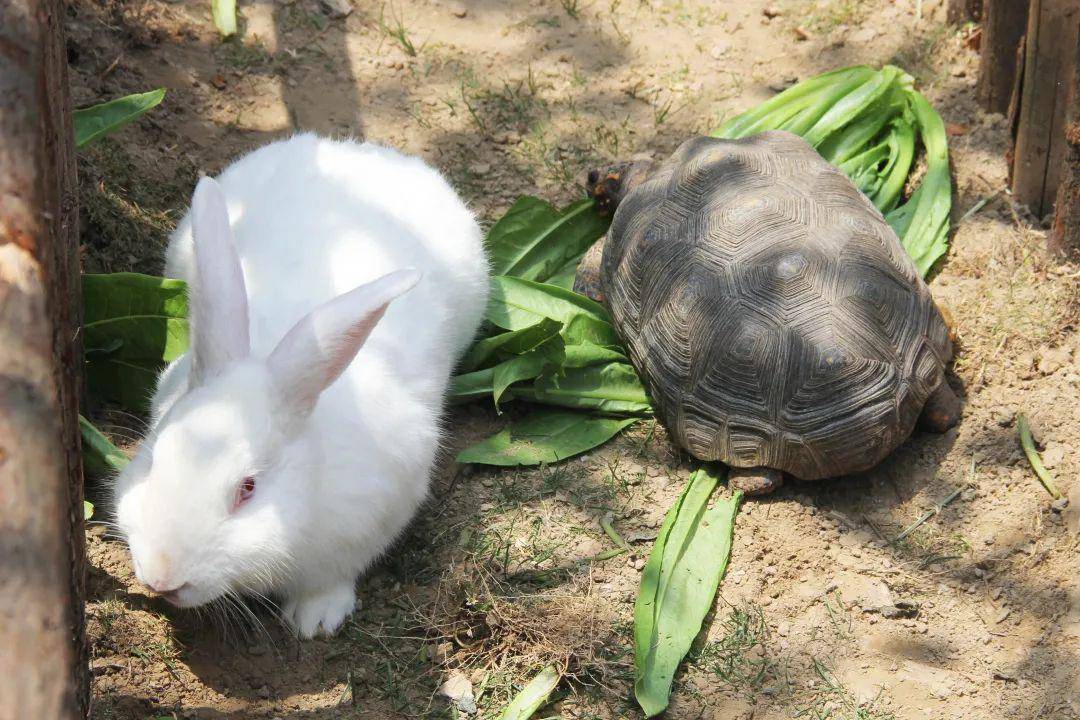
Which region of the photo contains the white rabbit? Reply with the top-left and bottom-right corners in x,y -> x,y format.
112,133 -> 489,638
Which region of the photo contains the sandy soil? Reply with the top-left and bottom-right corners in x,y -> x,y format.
69,0 -> 1080,718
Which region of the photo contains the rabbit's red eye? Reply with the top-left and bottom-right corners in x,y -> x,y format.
234,475 -> 256,510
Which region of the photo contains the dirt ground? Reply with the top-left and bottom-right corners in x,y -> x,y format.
69,0 -> 1080,717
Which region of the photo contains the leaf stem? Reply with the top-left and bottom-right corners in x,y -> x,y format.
1018,414 -> 1063,499
600,514 -> 630,552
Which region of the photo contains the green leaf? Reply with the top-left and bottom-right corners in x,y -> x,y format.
634,468 -> 742,717
457,410 -> 637,466
83,273 -> 189,412
801,65 -> 902,147
814,74 -> 907,166
213,0 -> 237,36
715,66 -> 877,139
517,362 -> 651,415
546,253 -> 585,289
84,500 -> 94,520
486,197 -> 608,284
460,318 -> 564,373
492,346 -> 562,409
74,89 -> 166,148
80,414 -> 130,477
498,666 -> 561,720
885,90 -> 951,276
713,64 -> 952,278
486,276 -> 619,344
448,366 -> 498,403
451,330 -> 566,408
562,341 -> 627,368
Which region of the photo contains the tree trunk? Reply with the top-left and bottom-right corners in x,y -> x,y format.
1050,33 -> 1080,255
1011,0 -> 1080,217
978,0 -> 1032,114
948,0 -> 984,23
0,0 -> 87,717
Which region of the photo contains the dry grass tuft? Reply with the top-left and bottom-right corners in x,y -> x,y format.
414,560 -> 629,689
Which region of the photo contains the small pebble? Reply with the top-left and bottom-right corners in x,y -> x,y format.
1041,445 -> 1066,469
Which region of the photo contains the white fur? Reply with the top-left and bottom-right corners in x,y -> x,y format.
113,134 -> 489,638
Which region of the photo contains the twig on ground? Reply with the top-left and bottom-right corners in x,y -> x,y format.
891,483 -> 968,545
959,190 -> 1002,223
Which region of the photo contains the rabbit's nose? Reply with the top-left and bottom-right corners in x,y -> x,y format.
150,582 -> 190,605
138,550 -> 184,594
146,578 -> 187,595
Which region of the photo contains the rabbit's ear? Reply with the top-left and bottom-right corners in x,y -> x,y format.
267,268 -> 422,415
190,176 -> 250,384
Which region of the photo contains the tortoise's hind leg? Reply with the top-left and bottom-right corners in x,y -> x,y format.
729,467 -> 784,496
917,381 -> 962,432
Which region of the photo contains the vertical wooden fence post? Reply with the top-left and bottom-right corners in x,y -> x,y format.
1050,31 -> 1080,255
948,0 -> 984,23
1011,0 -> 1080,217
0,0 -> 87,717
977,0 -> 1032,115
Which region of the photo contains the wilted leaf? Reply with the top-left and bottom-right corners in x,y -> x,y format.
499,666 -> 561,720
80,414 -> 130,477
74,89 -> 166,148
486,197 -> 607,284
634,468 -> 742,717
457,410 -> 637,466
83,273 -> 188,412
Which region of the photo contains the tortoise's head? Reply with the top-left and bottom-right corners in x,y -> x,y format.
586,157 -> 656,214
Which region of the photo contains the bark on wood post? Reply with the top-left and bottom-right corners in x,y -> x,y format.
0,0 -> 87,718
1011,0 -> 1080,217
1050,29 -> 1080,255
977,0 -> 1032,114
948,0 -> 984,23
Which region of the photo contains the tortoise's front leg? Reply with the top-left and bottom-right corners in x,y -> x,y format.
573,237 -> 607,302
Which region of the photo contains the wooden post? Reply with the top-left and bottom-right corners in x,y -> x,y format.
1011,0 -> 1080,217
0,0 -> 87,717
977,0 -> 1032,114
948,0 -> 984,23
1050,31 -> 1080,255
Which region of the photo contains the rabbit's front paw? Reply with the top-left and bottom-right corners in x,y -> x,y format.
283,583 -> 357,638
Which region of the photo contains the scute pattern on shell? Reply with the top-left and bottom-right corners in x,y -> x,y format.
600,131 -> 952,480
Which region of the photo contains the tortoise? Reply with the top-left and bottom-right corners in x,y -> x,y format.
574,131 -> 960,495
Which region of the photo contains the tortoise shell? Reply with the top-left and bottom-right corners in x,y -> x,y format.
599,131 -> 952,480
